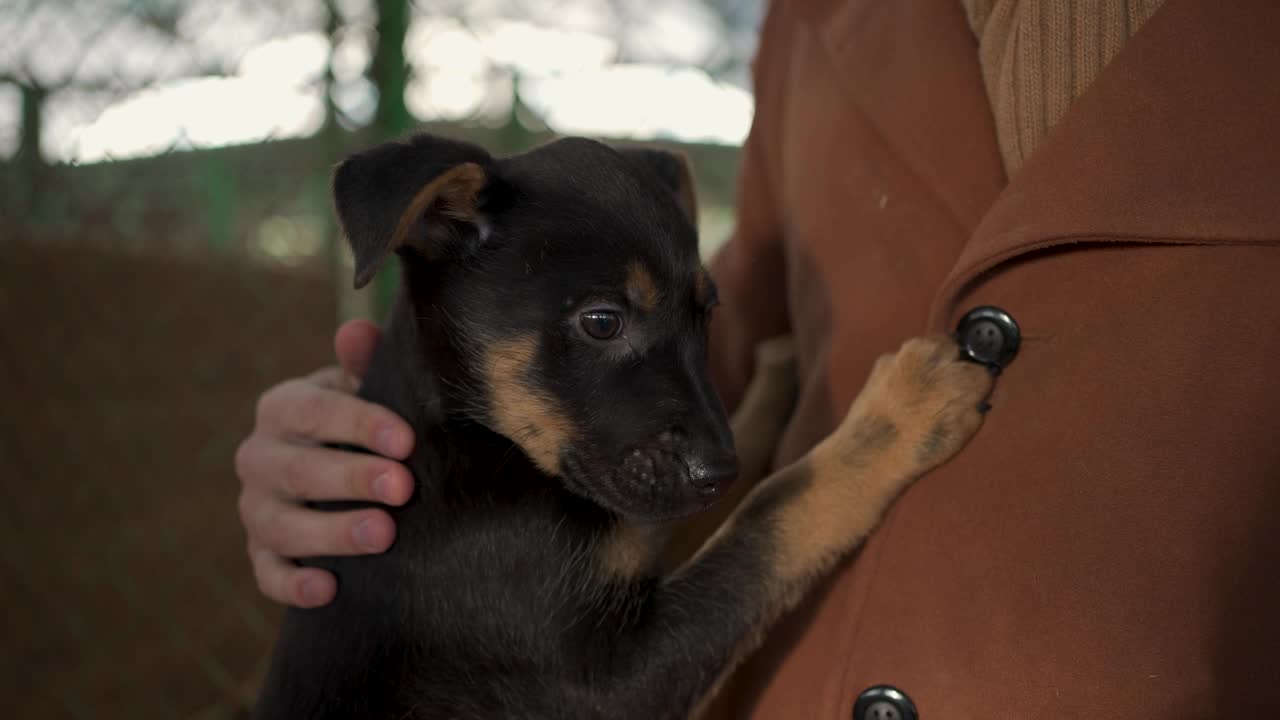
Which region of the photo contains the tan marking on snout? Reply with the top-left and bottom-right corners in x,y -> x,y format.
485,336 -> 577,475
626,260 -> 661,312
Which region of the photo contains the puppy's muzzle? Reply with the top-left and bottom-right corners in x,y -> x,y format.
622,430 -> 739,499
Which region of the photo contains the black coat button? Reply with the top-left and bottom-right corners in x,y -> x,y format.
853,685 -> 919,720
956,305 -> 1020,370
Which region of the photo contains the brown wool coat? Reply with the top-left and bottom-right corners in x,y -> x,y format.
704,0 -> 1280,717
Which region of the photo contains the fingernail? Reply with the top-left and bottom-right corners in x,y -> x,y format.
376,427 -> 404,457
353,518 -> 389,552
299,578 -> 321,606
373,473 -> 395,504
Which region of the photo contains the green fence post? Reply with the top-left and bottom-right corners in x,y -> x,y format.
368,0 -> 413,320
15,83 -> 45,224
197,152 -> 235,254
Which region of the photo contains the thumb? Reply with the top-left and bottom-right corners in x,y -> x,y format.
334,319 -> 383,383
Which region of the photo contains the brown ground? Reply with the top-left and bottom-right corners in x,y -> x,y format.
0,243 -> 336,718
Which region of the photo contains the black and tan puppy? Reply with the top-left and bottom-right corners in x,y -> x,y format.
253,133 -> 993,719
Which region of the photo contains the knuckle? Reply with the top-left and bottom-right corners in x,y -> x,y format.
233,436 -> 257,483
307,366 -> 342,390
274,572 -> 296,605
252,563 -> 273,597
288,386 -> 326,437
250,497 -> 283,545
248,546 -> 279,599
255,383 -> 287,427
262,514 -> 293,555
237,490 -> 255,526
331,369 -> 358,395
282,450 -> 311,500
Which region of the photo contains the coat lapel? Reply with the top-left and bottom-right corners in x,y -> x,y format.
819,0 -> 1007,233
927,0 -> 1280,329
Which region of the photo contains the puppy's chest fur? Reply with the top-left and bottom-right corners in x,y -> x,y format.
306,493 -> 649,719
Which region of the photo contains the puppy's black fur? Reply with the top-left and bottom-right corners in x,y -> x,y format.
253,133 -> 991,720
255,134 -> 749,719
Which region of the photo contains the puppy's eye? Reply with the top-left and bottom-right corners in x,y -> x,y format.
580,310 -> 623,340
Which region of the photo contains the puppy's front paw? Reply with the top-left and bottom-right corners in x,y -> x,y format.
826,335 -> 993,479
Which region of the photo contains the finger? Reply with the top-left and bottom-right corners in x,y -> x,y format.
255,378 -> 414,459
248,541 -> 337,608
243,492 -> 397,558
335,319 -> 383,381
306,365 -> 359,394
235,434 -> 414,505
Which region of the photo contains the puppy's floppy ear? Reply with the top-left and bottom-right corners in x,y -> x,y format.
333,133 -> 502,289
617,147 -> 698,224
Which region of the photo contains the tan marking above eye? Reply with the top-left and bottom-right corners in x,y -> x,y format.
485,336 -> 577,475
625,260 -> 661,312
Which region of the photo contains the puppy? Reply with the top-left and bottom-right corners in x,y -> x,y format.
252,133 -> 992,719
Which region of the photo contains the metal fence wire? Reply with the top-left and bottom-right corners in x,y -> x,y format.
0,0 -> 756,717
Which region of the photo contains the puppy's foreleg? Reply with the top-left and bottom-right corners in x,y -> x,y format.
662,335 -> 799,572
608,336 -> 993,719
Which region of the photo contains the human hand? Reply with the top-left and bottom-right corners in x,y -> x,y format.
234,320 -> 415,607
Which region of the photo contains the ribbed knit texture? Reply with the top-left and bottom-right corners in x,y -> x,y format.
962,0 -> 1166,176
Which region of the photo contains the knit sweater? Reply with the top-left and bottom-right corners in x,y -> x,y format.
962,0 -> 1166,175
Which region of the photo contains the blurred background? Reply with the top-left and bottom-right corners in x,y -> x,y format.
0,0 -> 761,716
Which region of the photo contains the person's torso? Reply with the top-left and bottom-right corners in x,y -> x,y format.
719,1 -> 1280,717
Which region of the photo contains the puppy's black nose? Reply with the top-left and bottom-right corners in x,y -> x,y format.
687,454 -> 739,496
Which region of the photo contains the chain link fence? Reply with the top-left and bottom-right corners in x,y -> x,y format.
0,0 -> 757,717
